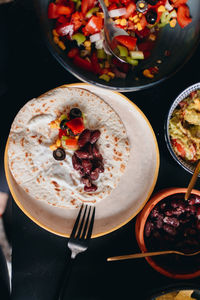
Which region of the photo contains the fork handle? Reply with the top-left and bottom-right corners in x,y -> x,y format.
57,252 -> 74,300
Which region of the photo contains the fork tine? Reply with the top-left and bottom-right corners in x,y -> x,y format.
81,206 -> 91,239
86,206 -> 95,240
70,204 -> 84,238
76,205 -> 88,239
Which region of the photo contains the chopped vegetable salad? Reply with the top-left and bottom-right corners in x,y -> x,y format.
48,0 -> 192,82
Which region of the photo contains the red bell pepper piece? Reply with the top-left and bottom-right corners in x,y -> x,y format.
66,118 -> 85,135
56,23 -> 74,36
91,52 -> 102,74
81,0 -> 96,15
65,137 -> 79,150
56,5 -> 72,16
84,16 -> 103,35
171,0 -> 188,8
67,48 -> 79,58
108,3 -> 118,10
73,55 -> 93,72
177,4 -> 192,28
71,11 -> 84,32
57,15 -> 68,24
123,2 -> 136,18
48,3 -> 59,19
114,35 -> 137,51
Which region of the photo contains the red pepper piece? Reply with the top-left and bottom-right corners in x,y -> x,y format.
56,5 -> 72,16
59,129 -> 67,139
67,48 -> 79,58
73,55 -> 93,72
71,11 -> 84,32
123,2 -> 136,18
91,52 -> 102,75
81,0 -> 95,15
172,139 -> 186,158
48,3 -> 59,19
171,0 -> 188,8
66,118 -> 85,135
84,16 -> 103,35
177,4 -> 192,28
114,35 -> 137,51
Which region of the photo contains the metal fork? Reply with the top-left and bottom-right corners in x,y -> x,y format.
57,204 -> 95,300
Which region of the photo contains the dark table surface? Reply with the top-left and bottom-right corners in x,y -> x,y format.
0,1 -> 200,299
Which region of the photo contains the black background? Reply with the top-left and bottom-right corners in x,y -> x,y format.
0,1 -> 200,299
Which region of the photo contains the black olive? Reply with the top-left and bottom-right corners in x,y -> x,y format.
145,9 -> 157,24
60,119 -> 68,130
147,0 -> 159,5
53,148 -> 66,160
69,108 -> 82,119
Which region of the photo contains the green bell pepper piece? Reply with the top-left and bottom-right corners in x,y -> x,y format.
130,51 -> 144,60
117,45 -> 128,57
126,57 -> 138,66
99,74 -> 110,82
97,49 -> 107,59
72,33 -> 86,46
86,7 -> 99,18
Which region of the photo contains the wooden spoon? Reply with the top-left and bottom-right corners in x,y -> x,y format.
107,249 -> 200,262
185,160 -> 200,201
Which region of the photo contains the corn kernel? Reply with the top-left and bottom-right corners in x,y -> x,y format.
49,144 -> 57,151
52,29 -> 59,36
143,69 -> 154,78
58,41 -> 66,50
104,61 -> 110,68
84,41 -> 91,48
120,18 -> 127,26
56,139 -> 61,147
170,18 -> 177,28
136,22 -> 142,31
104,0 -> 109,6
107,72 -> 115,79
53,36 -> 59,44
115,19 -> 121,24
96,12 -> 104,18
157,5 -> 165,12
149,34 -> 156,41
50,120 -> 59,129
138,13 -> 143,18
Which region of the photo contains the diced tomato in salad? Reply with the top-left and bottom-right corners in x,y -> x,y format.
48,0 -> 192,82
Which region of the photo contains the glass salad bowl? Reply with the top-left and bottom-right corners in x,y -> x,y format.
35,0 -> 200,92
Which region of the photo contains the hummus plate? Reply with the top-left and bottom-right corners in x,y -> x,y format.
4,83 -> 159,237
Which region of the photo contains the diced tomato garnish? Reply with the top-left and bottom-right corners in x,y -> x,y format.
73,55 -> 93,72
114,35 -> 137,51
67,48 -> 79,58
177,4 -> 192,28
171,0 -> 188,8
120,0 -> 131,5
59,129 -> 67,139
84,16 -> 103,35
65,137 -> 78,150
57,15 -> 68,24
172,139 -> 186,158
48,3 -> 59,19
71,11 -> 84,32
66,118 -> 85,135
123,2 -> 136,18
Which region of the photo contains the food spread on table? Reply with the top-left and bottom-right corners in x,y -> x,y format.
169,89 -> 200,162
144,193 -> 200,274
48,0 -> 192,82
50,107 -> 104,192
7,86 -> 130,208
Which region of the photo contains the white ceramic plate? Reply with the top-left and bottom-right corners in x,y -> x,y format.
4,83 -> 160,238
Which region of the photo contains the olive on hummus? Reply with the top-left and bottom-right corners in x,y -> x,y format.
169,89 -> 200,162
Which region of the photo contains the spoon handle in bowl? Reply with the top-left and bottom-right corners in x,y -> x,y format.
185,160 -> 200,201
107,250 -> 179,261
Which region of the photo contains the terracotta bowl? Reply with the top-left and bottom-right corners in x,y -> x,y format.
135,187 -> 200,279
